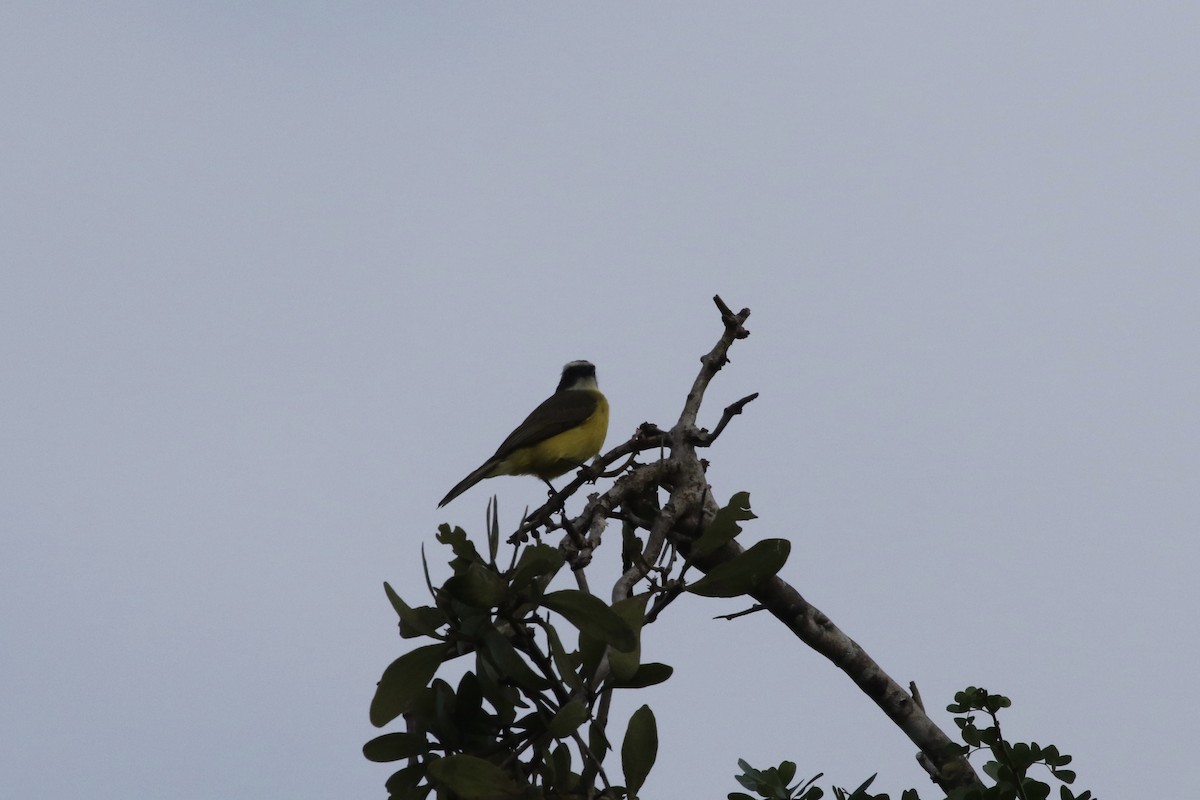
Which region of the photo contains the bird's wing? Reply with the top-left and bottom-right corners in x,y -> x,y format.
491,390 -> 599,459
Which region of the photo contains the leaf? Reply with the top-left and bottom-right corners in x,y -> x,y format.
436,523 -> 483,565
453,671 -> 484,730
983,693 -> 1011,713
544,621 -> 583,692
547,698 -> 590,738
691,491 -> 756,558
473,660 -> 519,726
510,543 -> 564,591
541,590 -> 637,652
578,629 -> 607,681
611,662 -> 674,689
549,744 -> 572,792
846,773 -> 878,799
384,583 -> 446,639
370,643 -> 449,727
427,754 -> 523,800
443,562 -> 509,608
486,496 -> 500,564
736,758 -> 764,787
385,764 -> 425,797
362,732 -> 430,762
589,719 -> 610,760
621,704 -> 658,798
608,594 -> 650,681
580,720 -> 607,788
1023,778 -> 1051,800
687,539 -> 791,597
479,626 -> 550,691
513,709 -> 548,736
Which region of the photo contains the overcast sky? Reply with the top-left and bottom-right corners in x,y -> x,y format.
3,4 -> 1197,798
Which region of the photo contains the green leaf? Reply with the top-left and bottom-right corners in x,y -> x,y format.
513,709 -> 548,735
385,763 -> 426,797
691,491 -> 757,558
486,497 -> 500,564
589,719 -> 610,761
608,594 -> 650,681
549,743 -> 572,792
443,563 -> 508,608
611,662 -> 674,689
796,771 -> 825,798
734,758 -> 766,790
580,719 -> 607,789
621,704 -> 658,798
578,629 -> 607,681
473,659 -> 519,726
547,698 -> 590,738
687,539 -> 791,597
544,621 -> 583,692
384,583 -> 446,639
478,626 -> 549,690
453,671 -> 484,731
845,773 -> 878,799
370,643 -> 449,727
1023,778 -> 1051,800
542,590 -> 637,652
362,732 -> 430,762
510,543 -> 564,591
436,524 -> 483,565
427,754 -> 523,800
978,725 -> 1001,747
1010,742 -> 1034,770
427,678 -> 461,748
983,693 -> 1011,713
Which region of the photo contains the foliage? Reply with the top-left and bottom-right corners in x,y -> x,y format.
365,300 -> 1093,799
729,688 -> 1093,800
365,493 -> 786,799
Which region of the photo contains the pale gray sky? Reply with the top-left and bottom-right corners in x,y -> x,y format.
3,5 -> 1197,798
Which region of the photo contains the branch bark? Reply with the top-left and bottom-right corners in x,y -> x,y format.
533,295 -> 981,792
687,535 -> 979,791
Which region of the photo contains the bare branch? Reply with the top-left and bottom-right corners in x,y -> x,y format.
682,534 -> 980,792
713,603 -> 766,621
677,295 -> 750,431
694,392 -> 759,446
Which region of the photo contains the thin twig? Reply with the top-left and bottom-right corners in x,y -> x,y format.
695,392 -> 760,445
714,604 -> 766,621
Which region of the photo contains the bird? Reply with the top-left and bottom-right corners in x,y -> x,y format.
438,360 -> 610,507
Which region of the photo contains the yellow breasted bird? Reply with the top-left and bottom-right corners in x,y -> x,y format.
438,360 -> 609,507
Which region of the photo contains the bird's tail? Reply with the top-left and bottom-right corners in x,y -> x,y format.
437,460 -> 497,507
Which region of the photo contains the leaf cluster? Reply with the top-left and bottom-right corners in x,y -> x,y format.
368,489 -> 790,799
945,688 -> 1091,800
366,511 -> 672,799
730,688 -> 1094,800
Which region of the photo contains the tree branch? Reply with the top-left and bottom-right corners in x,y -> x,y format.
510,295 -> 980,793
685,534 -> 979,791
